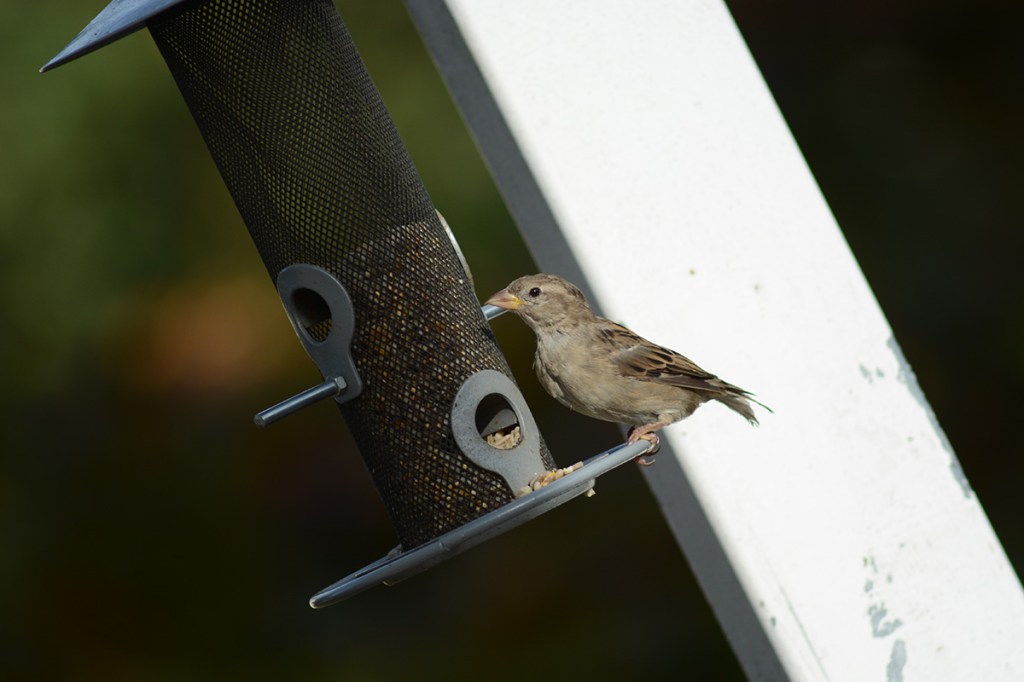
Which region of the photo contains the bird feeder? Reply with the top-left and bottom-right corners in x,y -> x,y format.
44,0 -> 648,607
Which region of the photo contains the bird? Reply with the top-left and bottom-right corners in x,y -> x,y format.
485,274 -> 767,463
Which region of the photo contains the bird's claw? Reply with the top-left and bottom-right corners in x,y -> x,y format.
627,429 -> 660,466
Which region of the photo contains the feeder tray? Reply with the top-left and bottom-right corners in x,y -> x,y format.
310,438 -> 650,608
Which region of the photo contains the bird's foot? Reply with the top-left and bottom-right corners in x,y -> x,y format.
627,427 -> 660,466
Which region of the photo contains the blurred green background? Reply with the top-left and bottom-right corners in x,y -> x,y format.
2,1 -> 1020,679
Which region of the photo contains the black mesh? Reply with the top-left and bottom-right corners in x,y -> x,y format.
148,0 -> 554,548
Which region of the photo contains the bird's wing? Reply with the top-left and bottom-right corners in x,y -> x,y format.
600,322 -> 748,395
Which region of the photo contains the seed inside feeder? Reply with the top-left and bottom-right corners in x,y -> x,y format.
476,395 -> 524,451
485,424 -> 522,450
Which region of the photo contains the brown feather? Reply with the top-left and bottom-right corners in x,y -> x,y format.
489,273 -> 769,431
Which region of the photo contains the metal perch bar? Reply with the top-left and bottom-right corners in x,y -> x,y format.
254,376 -> 347,427
309,438 -> 653,608
481,303 -> 507,321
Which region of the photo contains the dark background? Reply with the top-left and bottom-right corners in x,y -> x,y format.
2,1 -> 1020,678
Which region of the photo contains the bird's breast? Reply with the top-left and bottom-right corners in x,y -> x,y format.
533,334 -> 672,424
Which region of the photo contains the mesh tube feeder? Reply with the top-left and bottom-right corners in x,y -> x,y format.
44,0 -> 649,607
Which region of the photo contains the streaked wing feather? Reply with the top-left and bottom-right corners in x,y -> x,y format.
603,323 -> 747,395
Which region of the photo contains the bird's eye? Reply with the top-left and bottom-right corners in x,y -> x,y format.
528,287 -> 542,298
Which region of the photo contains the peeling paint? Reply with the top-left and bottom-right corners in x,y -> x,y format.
887,336 -> 972,498
869,603 -> 903,638
859,364 -> 874,383
886,640 -> 907,682
858,365 -> 887,384
865,557 -> 905,644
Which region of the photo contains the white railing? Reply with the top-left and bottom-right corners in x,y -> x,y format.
406,1 -> 1024,679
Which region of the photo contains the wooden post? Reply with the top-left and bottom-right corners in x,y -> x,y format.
406,1 -> 1024,679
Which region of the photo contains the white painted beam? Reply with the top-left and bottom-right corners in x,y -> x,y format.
406,1 -> 1024,680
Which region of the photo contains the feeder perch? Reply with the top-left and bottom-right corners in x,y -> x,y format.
44,0 -> 646,605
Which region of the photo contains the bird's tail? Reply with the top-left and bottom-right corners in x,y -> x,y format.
716,391 -> 772,426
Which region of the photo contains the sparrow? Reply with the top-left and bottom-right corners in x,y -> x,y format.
486,274 -> 767,462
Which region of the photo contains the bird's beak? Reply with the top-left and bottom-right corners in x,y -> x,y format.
485,289 -> 523,310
